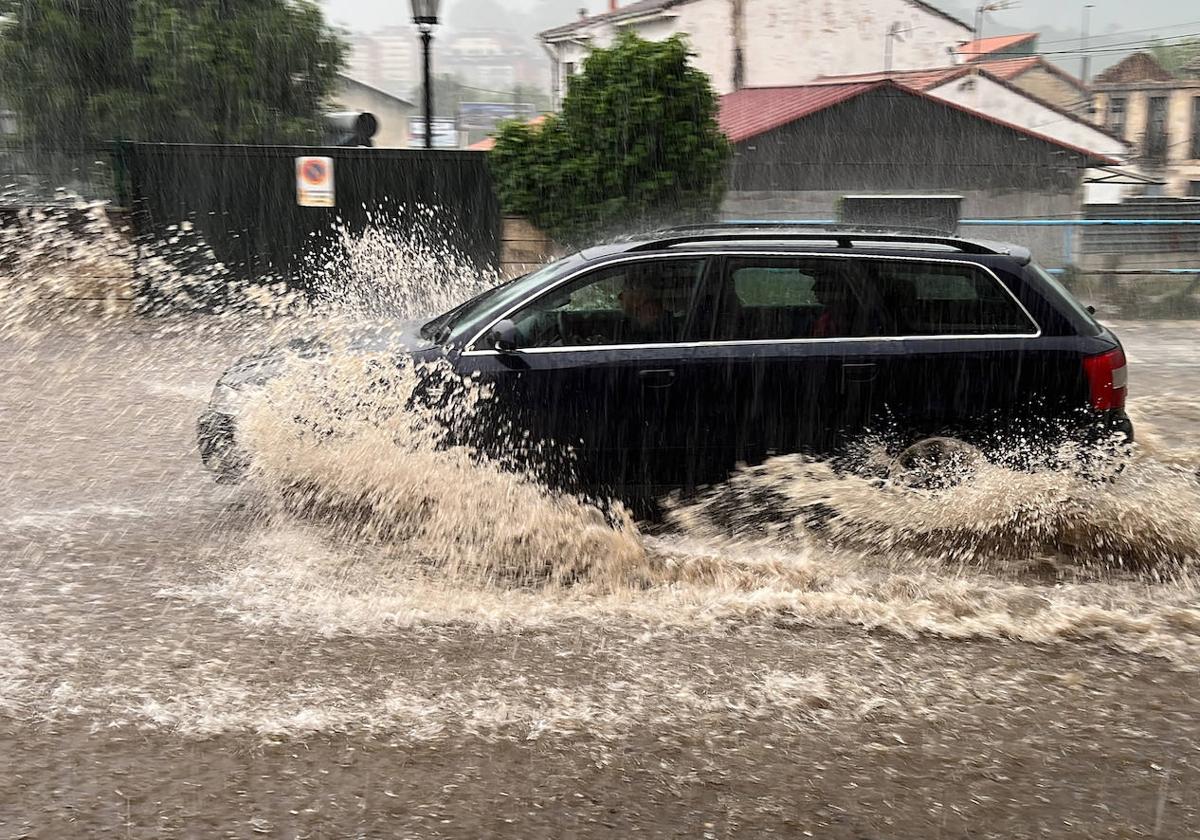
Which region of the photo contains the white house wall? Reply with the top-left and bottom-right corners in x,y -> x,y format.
547,0 -> 971,100
673,0 -> 735,94
736,0 -> 969,90
926,74 -> 1128,161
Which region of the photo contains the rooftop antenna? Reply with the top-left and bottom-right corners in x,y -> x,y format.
973,0 -> 1020,44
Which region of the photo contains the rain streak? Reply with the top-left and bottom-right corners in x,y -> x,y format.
4,1 -> 1200,838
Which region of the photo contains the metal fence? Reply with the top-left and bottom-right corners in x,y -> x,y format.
116,141 -> 502,299
955,219 -> 1200,272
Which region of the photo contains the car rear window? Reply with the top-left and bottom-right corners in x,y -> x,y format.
868,260 -> 1038,336
713,256 -> 1036,341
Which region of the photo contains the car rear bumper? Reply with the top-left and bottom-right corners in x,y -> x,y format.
197,409 -> 248,483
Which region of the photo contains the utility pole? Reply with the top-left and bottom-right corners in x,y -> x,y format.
1080,3 -> 1095,85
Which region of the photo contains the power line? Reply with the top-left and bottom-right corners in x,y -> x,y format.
958,30 -> 1200,60
1036,19 -> 1200,48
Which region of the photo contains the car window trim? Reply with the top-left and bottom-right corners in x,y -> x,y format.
462,251 -> 1041,355
463,253 -> 714,352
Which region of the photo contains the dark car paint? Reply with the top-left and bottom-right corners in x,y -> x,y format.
199,239 -> 1131,502
434,244 -> 1129,499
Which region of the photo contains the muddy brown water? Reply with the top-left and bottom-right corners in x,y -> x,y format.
2,316 -> 1200,839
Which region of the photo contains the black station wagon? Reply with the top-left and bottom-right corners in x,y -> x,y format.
199,226 -> 1132,500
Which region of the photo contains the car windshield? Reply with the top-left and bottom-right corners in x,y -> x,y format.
420,255 -> 583,345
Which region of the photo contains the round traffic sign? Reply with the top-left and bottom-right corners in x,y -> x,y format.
301,159 -> 328,185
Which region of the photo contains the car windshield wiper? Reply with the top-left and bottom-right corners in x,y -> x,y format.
420,314 -> 453,340
417,313 -> 455,344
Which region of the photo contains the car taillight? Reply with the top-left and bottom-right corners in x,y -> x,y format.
1082,348 -> 1127,411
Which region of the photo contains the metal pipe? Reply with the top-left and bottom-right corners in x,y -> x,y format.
959,219 -> 1200,226
719,219 -> 1200,226
1080,4 -> 1094,85
1059,268 -> 1200,275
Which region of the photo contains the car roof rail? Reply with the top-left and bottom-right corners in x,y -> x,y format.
626,222 -> 1028,259
658,221 -> 957,237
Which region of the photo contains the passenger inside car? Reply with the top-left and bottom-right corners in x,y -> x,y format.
811,275 -> 859,337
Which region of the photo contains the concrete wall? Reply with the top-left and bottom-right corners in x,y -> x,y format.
332,78 -> 415,148
927,74 -> 1126,160
545,0 -> 971,101
500,216 -> 559,278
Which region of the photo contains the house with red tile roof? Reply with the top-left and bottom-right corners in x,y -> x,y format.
813,64 -> 1125,163
955,32 -> 1038,63
716,79 -> 1120,264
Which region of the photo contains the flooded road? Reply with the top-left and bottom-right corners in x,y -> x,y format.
2,316 -> 1200,838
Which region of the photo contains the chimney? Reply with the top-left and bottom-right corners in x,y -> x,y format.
578,7 -> 587,19
610,0 -> 619,10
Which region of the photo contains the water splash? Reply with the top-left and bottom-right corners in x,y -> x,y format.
6,206 -> 1200,743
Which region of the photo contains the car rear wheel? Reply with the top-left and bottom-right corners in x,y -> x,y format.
891,436 -> 985,489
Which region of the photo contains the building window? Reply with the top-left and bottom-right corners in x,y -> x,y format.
1192,96 -> 1200,160
1107,96 -> 1126,137
1145,96 -> 1169,164
1189,181 -> 1200,197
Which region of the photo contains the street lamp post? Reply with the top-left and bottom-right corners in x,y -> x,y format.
411,0 -> 440,150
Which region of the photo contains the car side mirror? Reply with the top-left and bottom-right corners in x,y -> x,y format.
487,319 -> 521,353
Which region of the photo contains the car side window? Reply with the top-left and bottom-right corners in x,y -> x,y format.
505,258 -> 707,348
714,257 -> 872,340
866,260 -> 1038,336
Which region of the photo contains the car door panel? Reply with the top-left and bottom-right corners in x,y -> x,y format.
856,258 -> 1044,449
455,257 -> 713,499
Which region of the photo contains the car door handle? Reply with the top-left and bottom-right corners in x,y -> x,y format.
842,362 -> 877,383
638,368 -> 676,389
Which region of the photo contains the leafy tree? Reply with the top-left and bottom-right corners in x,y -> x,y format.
1148,37 -> 1200,77
489,33 -> 730,246
0,0 -> 347,147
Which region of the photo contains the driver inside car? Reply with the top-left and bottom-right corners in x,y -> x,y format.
616,272 -> 677,343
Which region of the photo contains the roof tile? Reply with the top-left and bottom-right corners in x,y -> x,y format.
955,32 -> 1037,62
717,83 -> 881,143
717,80 -> 1119,166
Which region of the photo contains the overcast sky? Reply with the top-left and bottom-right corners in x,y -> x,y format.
320,0 -> 1200,76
